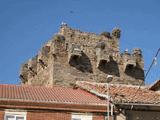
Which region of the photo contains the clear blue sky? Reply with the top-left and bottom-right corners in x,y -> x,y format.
0,0 -> 160,85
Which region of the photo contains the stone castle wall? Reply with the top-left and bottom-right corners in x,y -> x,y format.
20,24 -> 144,86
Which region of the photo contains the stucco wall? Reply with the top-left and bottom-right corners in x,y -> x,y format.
125,110 -> 160,120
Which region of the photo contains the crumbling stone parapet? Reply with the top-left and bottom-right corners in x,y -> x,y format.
112,28 -> 121,38
20,24 -> 144,86
19,63 -> 28,84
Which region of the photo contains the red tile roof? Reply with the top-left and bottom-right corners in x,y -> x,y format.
0,84 -> 106,106
76,81 -> 160,105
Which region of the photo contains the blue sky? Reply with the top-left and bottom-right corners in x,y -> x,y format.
0,0 -> 160,85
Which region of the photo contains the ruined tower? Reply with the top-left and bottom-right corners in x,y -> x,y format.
19,23 -> 144,86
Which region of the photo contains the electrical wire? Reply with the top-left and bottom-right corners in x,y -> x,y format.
145,48 -> 160,79
130,48 -> 160,102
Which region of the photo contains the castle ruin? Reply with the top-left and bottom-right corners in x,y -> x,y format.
19,24 -> 144,86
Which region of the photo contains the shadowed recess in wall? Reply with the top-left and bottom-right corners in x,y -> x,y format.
98,56 -> 120,77
69,52 -> 93,73
125,63 -> 144,80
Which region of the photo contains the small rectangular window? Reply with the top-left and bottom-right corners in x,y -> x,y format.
72,113 -> 92,120
4,112 -> 26,120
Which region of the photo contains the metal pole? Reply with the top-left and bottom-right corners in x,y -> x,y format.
111,104 -> 113,120
107,83 -> 110,120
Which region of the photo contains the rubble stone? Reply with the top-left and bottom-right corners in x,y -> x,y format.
19,24 -> 144,86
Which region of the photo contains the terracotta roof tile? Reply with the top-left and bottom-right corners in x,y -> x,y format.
76,81 -> 160,105
0,84 -> 106,105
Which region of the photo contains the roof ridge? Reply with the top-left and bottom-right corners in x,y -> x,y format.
76,81 -> 147,88
0,84 -> 75,89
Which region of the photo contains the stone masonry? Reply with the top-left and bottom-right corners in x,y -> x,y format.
19,23 -> 144,86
